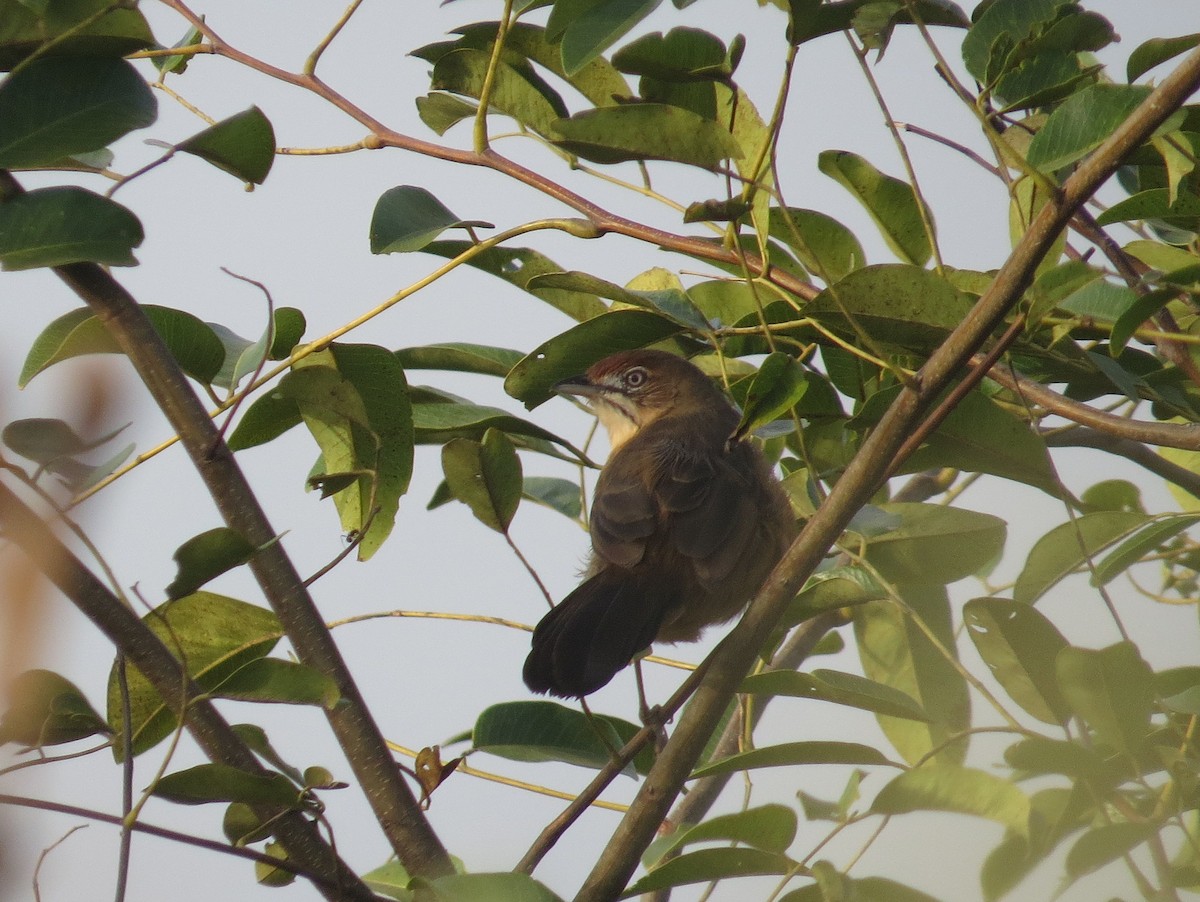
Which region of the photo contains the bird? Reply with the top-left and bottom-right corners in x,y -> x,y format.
523,349 -> 796,698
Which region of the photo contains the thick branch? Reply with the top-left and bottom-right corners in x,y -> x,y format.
0,482 -> 371,901
575,44 -> 1200,902
0,170 -> 453,878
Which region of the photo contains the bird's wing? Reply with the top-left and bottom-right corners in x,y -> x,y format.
589,465 -> 656,569
592,428 -> 761,583
656,445 -> 757,584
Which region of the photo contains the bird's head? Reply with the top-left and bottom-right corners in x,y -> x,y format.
554,350 -> 728,451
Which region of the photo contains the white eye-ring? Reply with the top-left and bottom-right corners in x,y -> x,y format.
624,367 -> 649,388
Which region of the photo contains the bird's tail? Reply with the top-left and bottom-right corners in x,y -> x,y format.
523,572 -> 667,698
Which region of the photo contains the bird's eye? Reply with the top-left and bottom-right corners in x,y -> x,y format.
624,367 -> 649,389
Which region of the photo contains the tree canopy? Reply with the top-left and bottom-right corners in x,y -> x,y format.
1,1 -> 1200,901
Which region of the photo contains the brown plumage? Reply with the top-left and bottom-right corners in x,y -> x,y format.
523,350 -> 796,698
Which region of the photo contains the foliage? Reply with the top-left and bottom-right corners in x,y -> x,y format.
1,1 -> 1199,901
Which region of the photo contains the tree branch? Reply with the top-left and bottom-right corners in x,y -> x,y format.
154,0 -> 820,305
1042,427 -> 1200,498
982,357 -> 1200,450
0,169 -> 453,879
574,43 -> 1200,902
0,793 -> 345,892
0,481 -> 371,901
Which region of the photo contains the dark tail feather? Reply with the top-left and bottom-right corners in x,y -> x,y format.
523,573 -> 666,698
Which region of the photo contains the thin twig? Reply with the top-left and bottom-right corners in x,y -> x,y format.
1,794 -> 341,890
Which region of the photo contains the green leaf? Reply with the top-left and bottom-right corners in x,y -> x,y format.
818,150 -> 933,266
419,872 -> 562,902
552,0 -> 663,76
806,265 -> 973,353
2,416 -> 119,463
1095,188 -> 1200,227
0,669 -> 109,747
412,400 -> 586,463
108,592 -> 282,759
471,700 -> 647,774
783,567 -> 888,626
903,391 -> 1058,496
416,92 -> 478,136
211,658 -> 339,708
690,740 -> 900,779
962,0 -> 1088,82
741,669 -> 933,722
790,0 -> 967,47
612,27 -> 733,82
551,103 -> 742,168
1003,736 -> 1114,785
231,723 -> 304,785
370,186 -> 489,254
431,48 -> 565,137
1121,239 -> 1200,273
1056,642 -> 1156,756
1110,288 -> 1175,354
176,106 -> 275,185
1091,514 -> 1200,586
734,352 -> 809,439
451,21 -> 629,108
441,428 -> 523,532
551,267 -> 712,330
1058,278 -> 1137,322
421,241 -> 608,322
844,877 -> 945,902
1066,822 -> 1157,880
362,860 -> 411,901
963,597 -> 1070,724
166,527 -> 259,600
1027,84 -> 1153,172
0,0 -> 154,69
503,309 -> 683,408
153,763 -> 300,807
223,802 -> 272,846
767,207 -> 865,283
872,765 -> 1031,837
1013,511 -> 1147,605
0,186 -> 142,269
0,417 -> 132,490
0,57 -> 155,167
152,21 -> 203,76
1127,33 -> 1200,82
255,841 -> 294,887
269,308 -> 306,359
227,389 -> 302,450
854,586 -> 970,766
20,304 -> 225,387
862,503 -> 1006,585
645,805 -> 797,868
626,848 -> 795,897
288,345 -> 413,560
980,786 -> 1090,901
522,476 -> 583,521
395,342 -> 523,378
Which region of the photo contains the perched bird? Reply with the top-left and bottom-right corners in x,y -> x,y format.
523,349 -> 796,698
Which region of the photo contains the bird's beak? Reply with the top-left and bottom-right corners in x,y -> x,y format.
553,374 -> 603,399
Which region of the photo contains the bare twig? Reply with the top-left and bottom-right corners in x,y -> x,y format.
1,794 -> 343,891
